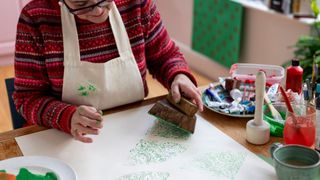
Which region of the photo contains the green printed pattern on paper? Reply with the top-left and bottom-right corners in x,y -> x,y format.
129,139 -> 187,165
146,120 -> 190,140
192,152 -> 247,179
117,171 -> 170,180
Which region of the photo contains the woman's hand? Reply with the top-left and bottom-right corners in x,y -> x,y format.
170,74 -> 203,111
70,105 -> 103,143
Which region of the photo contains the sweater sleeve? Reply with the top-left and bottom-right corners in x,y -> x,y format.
13,8 -> 77,134
141,0 -> 197,89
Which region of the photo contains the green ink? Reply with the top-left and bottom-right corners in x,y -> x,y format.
146,120 -> 190,140
78,85 -> 88,96
191,152 -> 247,179
81,91 -> 89,96
88,84 -> 96,91
78,85 -> 86,91
77,84 -> 97,96
117,171 -> 170,180
17,168 -> 58,180
129,139 -> 187,165
0,168 -> 58,180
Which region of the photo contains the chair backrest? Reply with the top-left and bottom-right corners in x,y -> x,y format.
5,78 -> 26,129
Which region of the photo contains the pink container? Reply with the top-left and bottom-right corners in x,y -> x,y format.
230,63 -> 285,85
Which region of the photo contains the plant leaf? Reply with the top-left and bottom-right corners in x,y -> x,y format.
311,0 -> 319,17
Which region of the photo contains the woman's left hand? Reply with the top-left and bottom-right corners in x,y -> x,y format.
170,74 -> 203,111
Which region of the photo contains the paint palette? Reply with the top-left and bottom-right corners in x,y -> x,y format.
202,84 -> 255,118
0,156 -> 77,180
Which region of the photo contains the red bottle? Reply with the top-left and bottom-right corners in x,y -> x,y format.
286,59 -> 303,94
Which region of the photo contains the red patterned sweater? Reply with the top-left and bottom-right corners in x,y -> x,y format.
13,0 -> 196,134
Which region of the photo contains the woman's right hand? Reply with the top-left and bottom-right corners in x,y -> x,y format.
70,105 -> 103,143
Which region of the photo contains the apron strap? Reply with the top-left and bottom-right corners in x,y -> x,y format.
109,2 -> 134,57
61,4 -> 81,66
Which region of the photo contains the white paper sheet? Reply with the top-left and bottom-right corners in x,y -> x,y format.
16,104 -> 276,180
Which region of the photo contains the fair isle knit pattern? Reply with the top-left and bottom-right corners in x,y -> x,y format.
13,0 -> 196,134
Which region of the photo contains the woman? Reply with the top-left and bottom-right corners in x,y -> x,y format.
13,0 -> 203,143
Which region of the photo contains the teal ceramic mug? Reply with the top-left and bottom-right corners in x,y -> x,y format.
270,143 -> 320,180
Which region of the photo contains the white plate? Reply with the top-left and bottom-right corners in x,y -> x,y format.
0,156 -> 77,180
202,92 -> 254,118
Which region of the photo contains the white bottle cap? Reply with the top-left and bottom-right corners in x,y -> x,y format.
230,89 -> 242,102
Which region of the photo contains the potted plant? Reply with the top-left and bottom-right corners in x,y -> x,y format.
291,0 -> 320,81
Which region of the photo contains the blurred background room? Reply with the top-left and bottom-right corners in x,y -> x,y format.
0,0 -> 318,132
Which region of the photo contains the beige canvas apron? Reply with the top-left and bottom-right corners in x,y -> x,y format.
61,2 -> 144,110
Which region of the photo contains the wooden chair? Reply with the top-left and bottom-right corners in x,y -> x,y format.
5,78 -> 26,129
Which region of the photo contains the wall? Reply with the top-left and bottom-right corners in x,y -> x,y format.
0,0 -> 30,66
240,5 -> 310,65
155,0 -> 193,46
155,0 -> 311,79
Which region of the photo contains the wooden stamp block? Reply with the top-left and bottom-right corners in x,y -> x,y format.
148,99 -> 196,133
166,93 -> 198,117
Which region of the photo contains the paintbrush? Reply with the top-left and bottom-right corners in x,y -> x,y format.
279,86 -> 294,114
311,63 -> 318,99
264,94 -> 283,121
279,85 -> 309,144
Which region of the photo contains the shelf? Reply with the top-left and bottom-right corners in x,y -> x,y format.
232,0 -> 317,25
